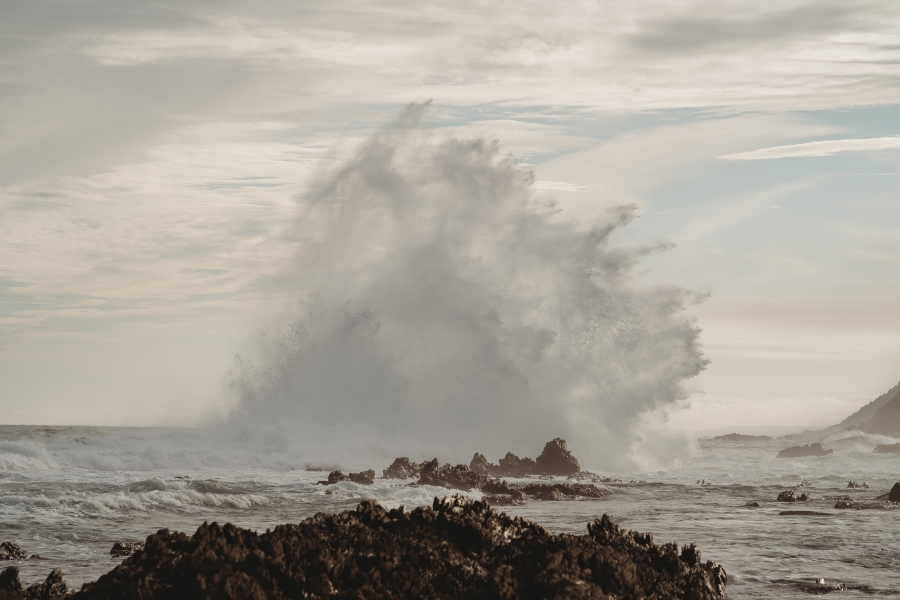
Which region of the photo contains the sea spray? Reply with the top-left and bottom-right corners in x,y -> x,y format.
226,103 -> 707,468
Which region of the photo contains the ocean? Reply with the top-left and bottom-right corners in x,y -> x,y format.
1,425 -> 898,598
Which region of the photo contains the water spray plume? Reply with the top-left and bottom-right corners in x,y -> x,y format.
226,103 -> 707,468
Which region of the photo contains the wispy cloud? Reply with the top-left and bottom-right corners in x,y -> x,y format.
721,136 -> 900,160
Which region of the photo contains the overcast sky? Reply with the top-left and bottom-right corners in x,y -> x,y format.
2,0 -> 899,430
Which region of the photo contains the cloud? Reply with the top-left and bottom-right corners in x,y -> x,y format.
721,136 -> 900,160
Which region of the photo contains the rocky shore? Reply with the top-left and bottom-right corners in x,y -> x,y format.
776,443 -> 833,458
0,495 -> 727,599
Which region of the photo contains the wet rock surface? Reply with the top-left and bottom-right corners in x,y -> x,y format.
109,542 -> 145,558
776,443 -> 833,458
873,442 -> 900,454
776,490 -> 809,502
7,495 -> 725,600
0,545 -> 25,561
522,482 -> 605,499
318,469 -> 376,486
498,452 -> 537,477
889,482 -> 900,503
846,481 -> 869,489
712,433 -> 771,442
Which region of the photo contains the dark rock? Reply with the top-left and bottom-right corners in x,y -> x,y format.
890,482 -> 900,502
778,511 -> 832,516
482,494 -> 524,506
521,482 -> 604,499
497,452 -> 537,477
532,488 -> 567,500
382,457 -> 424,479
873,442 -> 900,454
26,557 -> 39,561
418,460 -> 486,490
0,567 -> 21,593
0,567 -> 69,600
110,542 -> 144,558
847,481 -> 868,489
72,495 -> 726,599
535,438 -> 581,476
318,469 -> 376,486
712,433 -> 771,441
744,502 -> 760,507
834,499 -> 857,509
469,453 -> 500,476
777,490 -> 797,502
776,443 -> 833,458
569,471 -> 622,483
0,544 -> 25,561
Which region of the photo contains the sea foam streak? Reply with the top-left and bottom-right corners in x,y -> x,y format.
224,103 -> 707,469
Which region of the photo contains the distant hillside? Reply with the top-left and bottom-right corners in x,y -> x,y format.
813,379 -> 900,438
860,386 -> 900,436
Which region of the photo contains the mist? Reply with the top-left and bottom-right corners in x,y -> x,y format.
224,103 -> 707,469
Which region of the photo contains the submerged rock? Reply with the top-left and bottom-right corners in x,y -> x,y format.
873,443 -> 900,454
535,438 -> 581,476
60,495 -> 726,599
521,482 -> 605,499
109,542 -> 145,558
744,502 -> 760,507
847,481 -> 869,489
0,544 -> 25,561
382,457 -> 425,479
776,443 -> 833,458
712,433 -> 771,442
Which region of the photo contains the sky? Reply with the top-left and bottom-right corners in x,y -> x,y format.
1,0 -> 899,432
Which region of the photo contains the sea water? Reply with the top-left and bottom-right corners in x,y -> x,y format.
1,425 -> 898,598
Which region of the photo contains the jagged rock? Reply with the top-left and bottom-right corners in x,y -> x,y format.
417,461 -> 526,501
535,438 -> 581,476
532,488 -> 567,500
318,469 -> 376,486
834,499 -> 857,509
498,452 -> 537,477
890,482 -> 900,502
0,544 -> 25,561
847,481 -> 869,489
777,490 -> 796,502
382,457 -> 424,479
873,443 -> 900,454
482,494 -> 524,506
469,453 -> 500,476
522,482 -> 604,499
744,502 -> 760,507
71,495 -> 726,599
109,542 -> 144,558
776,443 -> 833,458
569,471 -> 621,483
0,567 -> 68,600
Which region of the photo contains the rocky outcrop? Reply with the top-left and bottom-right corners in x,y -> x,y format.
382,457 -> 425,479
0,567 -> 68,599
776,443 -> 833,458
521,482 -> 605,499
777,490 -> 809,502
847,481 -> 869,489
318,469 -> 376,485
535,438 -> 581,476
469,453 -> 499,476
43,495 -> 726,599
0,544 -> 25,561
712,433 -> 771,441
498,452 -> 537,477
418,461 -> 526,502
890,482 -> 900,502
873,443 -> 900,454
109,542 -> 144,558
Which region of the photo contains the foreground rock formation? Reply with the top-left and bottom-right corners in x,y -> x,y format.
776,443 -> 833,458
0,495 -> 727,599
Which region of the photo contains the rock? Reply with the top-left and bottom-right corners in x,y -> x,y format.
532,488 -> 567,500
0,544 -> 25,561
776,443 -> 833,458
873,442 -> 900,454
847,481 -> 869,489
418,459 -> 487,490
890,482 -> 900,502
834,499 -> 856,509
497,452 -> 537,477
535,438 -> 581,476
110,542 -> 145,558
521,482 -> 604,499
71,495 -> 726,600
779,511 -> 832,516
712,433 -> 771,441
27,556 -> 40,561
0,567 -> 68,599
482,494 -> 524,506
568,471 -> 622,483
382,457 -> 425,479
318,469 -> 376,485
777,490 -> 797,502
744,502 -> 760,507
469,453 -> 500,476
